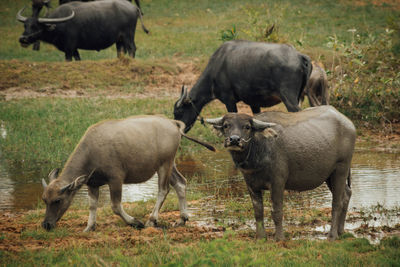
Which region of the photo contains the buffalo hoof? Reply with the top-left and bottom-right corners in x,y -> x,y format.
83,224 -> 96,232
145,219 -> 157,228
173,217 -> 188,227
130,219 -> 145,229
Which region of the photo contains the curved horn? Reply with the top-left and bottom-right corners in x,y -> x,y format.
16,6 -> 27,23
42,178 -> 48,189
252,119 -> 276,130
176,85 -> 188,108
205,117 -> 224,126
38,10 -> 75,24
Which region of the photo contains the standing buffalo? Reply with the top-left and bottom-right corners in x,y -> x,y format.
41,115 -> 215,231
206,106 -> 356,241
300,62 -> 329,107
174,40 -> 312,132
17,0 -> 149,61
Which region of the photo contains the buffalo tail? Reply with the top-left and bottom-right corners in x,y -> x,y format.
175,120 -> 216,152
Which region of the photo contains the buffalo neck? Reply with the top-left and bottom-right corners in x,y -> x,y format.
58,145 -> 90,185
189,72 -> 215,111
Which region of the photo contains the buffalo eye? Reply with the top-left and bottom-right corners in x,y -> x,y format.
244,124 -> 251,130
223,123 -> 230,129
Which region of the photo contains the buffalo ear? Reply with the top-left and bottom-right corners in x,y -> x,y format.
59,175 -> 87,194
48,168 -> 60,182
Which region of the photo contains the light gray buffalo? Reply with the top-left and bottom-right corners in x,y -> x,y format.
206,106 -> 356,241
41,115 -> 215,231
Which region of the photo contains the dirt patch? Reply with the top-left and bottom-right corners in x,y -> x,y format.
341,0 -> 400,10
0,58 -> 202,101
1,199 -> 399,252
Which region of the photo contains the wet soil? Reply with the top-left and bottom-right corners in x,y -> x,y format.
1,198 -> 399,252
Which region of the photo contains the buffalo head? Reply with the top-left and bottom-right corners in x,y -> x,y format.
173,86 -> 199,133
16,6 -> 74,48
206,113 -> 276,151
41,168 -> 89,230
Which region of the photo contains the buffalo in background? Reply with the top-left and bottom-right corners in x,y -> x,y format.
174,40 -> 313,132
300,62 -> 329,107
17,0 -> 148,61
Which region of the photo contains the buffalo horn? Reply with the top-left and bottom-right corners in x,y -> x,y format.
176,86 -> 188,108
38,10 -> 75,24
205,117 -> 224,126
42,178 -> 48,189
16,7 -> 27,23
252,119 -> 276,130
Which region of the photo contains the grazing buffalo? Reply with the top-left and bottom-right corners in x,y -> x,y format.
300,62 -> 329,107
41,116 -> 215,232
206,106 -> 356,241
174,40 -> 313,132
17,0 -> 149,61
59,0 -> 142,13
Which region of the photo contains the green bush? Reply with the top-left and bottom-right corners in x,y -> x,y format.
328,26 -> 400,126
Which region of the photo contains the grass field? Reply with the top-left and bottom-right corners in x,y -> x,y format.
1,0 -> 400,265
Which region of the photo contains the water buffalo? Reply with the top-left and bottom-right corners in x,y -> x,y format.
17,0 -> 149,61
41,116 -> 215,231
59,0 -> 142,14
174,40 -> 313,132
206,106 -> 356,241
300,62 -> 329,107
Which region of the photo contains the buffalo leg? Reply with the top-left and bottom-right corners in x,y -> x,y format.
270,182 -> 285,241
250,106 -> 261,114
73,50 -> 81,61
279,91 -> 301,112
246,183 -> 265,239
146,161 -> 172,227
170,165 -> 189,225
225,103 -> 238,113
108,178 -> 144,229
116,40 -> 124,58
65,52 -> 73,62
84,186 -> 99,232
326,170 -> 352,237
326,164 -> 349,240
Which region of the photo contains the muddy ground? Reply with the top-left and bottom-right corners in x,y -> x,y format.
1,199 -> 400,253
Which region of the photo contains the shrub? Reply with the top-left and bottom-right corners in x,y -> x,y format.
328,26 -> 400,127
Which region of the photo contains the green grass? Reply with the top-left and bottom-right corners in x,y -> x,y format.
0,97 -> 225,177
1,234 -> 399,266
1,0 -> 397,61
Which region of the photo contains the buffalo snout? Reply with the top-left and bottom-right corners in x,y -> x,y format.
19,36 -> 30,47
228,135 -> 240,145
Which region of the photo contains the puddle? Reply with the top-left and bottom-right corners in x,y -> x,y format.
0,147 -> 399,241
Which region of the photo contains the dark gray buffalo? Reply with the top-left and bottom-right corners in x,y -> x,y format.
206,106 -> 356,241
17,0 -> 149,61
300,62 -> 329,107
41,115 -> 215,232
174,40 -> 312,132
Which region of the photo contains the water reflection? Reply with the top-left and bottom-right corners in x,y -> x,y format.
0,149 -> 399,211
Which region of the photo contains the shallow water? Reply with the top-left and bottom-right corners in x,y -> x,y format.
0,148 -> 399,211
